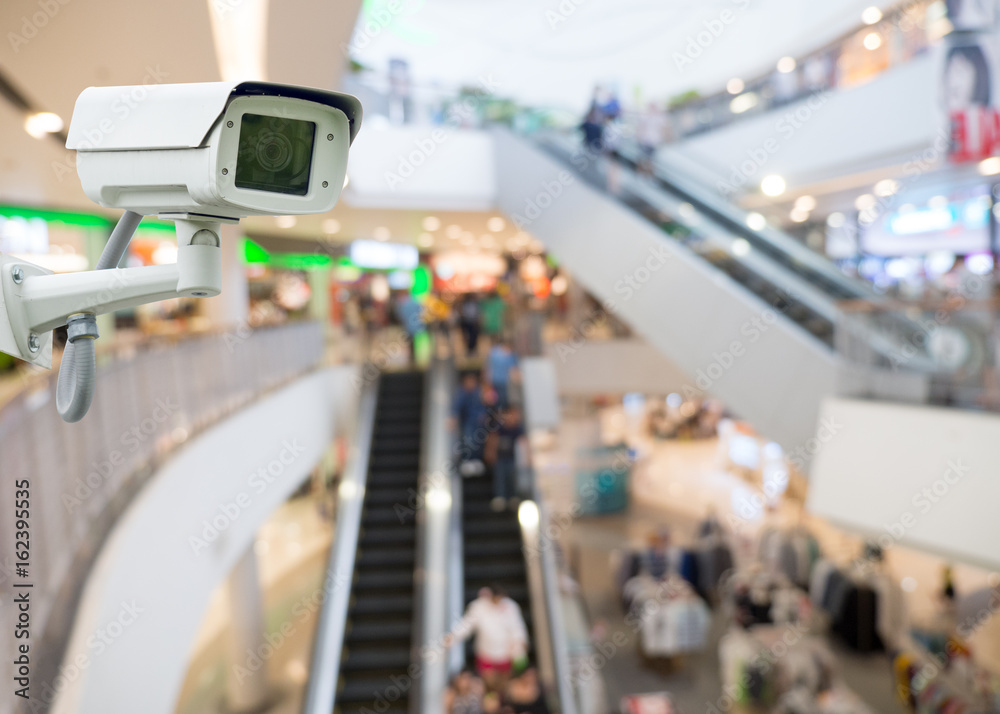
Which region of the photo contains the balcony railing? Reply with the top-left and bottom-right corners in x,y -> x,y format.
0,321 -> 324,697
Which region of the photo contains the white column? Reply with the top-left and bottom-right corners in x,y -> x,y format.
307,266 -> 332,326
225,545 -> 271,711
203,224 -> 250,328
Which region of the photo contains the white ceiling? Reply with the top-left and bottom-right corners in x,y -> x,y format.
349,0 -> 900,111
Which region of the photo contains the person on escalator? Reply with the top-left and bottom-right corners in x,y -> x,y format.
485,407 -> 526,511
452,372 -> 488,475
502,668 -> 552,714
446,670 -> 487,714
446,586 -> 529,694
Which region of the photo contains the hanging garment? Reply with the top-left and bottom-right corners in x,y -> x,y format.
810,559 -> 838,607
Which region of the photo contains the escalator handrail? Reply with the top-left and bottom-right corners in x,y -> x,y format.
525,471 -> 580,714
525,130 -> 942,373
302,376 -> 380,714
414,357 -> 456,714
619,138 -> 879,302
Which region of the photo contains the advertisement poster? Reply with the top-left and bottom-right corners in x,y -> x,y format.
944,36 -> 1000,161
946,0 -> 997,32
943,0 -> 1000,161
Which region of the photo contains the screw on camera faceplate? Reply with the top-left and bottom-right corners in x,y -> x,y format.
11,266 -> 24,284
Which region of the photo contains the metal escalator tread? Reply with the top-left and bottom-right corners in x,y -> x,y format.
335,371 -> 424,714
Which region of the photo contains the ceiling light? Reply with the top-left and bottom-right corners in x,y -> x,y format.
732,238 -> 751,256
24,112 -> 64,139
446,224 -> 462,239
979,157 -> 1000,176
761,175 -> 786,197
417,233 -> 434,248
855,193 -> 877,211
794,195 -> 817,211
727,78 -> 745,94
862,6 -> 883,24
827,212 -> 846,228
422,216 -> 441,231
460,234 -> 475,246
322,218 -> 341,234
863,32 -> 882,50
790,208 -> 811,223
487,217 -> 506,232
373,226 -> 390,241
746,212 -> 767,231
275,216 -> 296,229
928,195 -> 948,209
874,179 -> 899,197
730,92 -> 759,114
777,57 -> 797,74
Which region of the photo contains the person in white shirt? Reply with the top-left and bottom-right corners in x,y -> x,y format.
446,586 -> 529,692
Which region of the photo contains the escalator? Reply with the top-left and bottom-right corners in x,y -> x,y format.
493,128 -> 929,453
460,476 -> 534,665
335,371 -> 424,714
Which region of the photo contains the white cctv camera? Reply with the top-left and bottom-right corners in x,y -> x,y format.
0,81 -> 362,421
67,81 -> 362,219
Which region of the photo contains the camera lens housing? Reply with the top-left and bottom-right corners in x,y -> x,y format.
235,113 -> 317,196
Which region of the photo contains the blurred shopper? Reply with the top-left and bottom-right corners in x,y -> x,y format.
486,407 -> 526,510
502,668 -> 552,714
486,339 -> 519,408
343,295 -> 362,336
447,586 -> 529,693
426,291 -> 454,337
453,372 -> 488,472
395,292 -> 425,364
579,105 -> 605,153
446,670 -> 487,714
459,293 -> 483,357
636,101 -> 669,174
481,291 -> 507,342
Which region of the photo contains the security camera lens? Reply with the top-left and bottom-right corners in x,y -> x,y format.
235,113 -> 316,196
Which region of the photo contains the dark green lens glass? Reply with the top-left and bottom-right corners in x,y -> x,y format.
235,113 -> 316,196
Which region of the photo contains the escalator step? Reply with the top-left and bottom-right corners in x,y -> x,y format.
370,454 -> 422,469
360,527 -> 417,546
464,540 -> 524,558
463,520 -> 521,537
356,548 -> 416,567
462,477 -> 495,494
363,489 -> 417,505
367,471 -> 421,487
340,648 -> 412,671
362,509 -> 416,526
346,620 -> 412,641
371,438 -> 422,453
350,594 -> 414,615
339,676 -> 413,703
355,570 -> 413,590
464,561 -> 526,580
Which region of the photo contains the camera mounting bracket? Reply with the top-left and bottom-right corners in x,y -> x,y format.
0,217 -> 224,369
